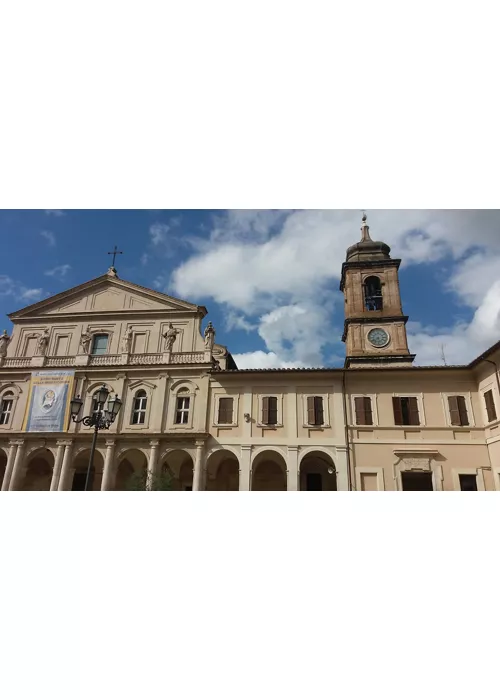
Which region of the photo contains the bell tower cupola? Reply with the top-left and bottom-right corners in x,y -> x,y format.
339,214 -> 415,368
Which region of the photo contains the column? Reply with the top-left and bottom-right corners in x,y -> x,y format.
1,442 -> 18,491
58,441 -> 74,491
146,440 -> 160,490
192,441 -> 205,491
287,446 -> 299,491
50,443 -> 65,491
8,440 -> 26,491
101,439 -> 116,491
239,445 -> 252,491
335,447 -> 349,491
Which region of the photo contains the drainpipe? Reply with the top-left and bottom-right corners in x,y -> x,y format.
342,369 -> 354,491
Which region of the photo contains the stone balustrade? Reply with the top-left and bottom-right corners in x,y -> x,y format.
0,351 -> 211,369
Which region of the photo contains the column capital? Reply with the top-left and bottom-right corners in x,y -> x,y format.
105,438 -> 116,448
149,439 -> 160,448
287,446 -> 300,453
195,439 -> 205,448
241,445 -> 252,452
56,439 -> 74,447
8,438 -> 25,446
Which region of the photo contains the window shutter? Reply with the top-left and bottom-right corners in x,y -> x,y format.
408,397 -> 420,426
448,396 -> 461,426
268,396 -> 278,425
262,396 -> 270,424
218,397 -> 233,424
363,397 -> 373,425
485,390 -> 497,422
354,397 -> 366,425
314,396 -> 324,425
392,397 -> 403,425
307,396 -> 316,425
457,396 -> 469,426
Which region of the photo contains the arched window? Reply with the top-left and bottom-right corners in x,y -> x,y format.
364,276 -> 383,311
0,392 -> 14,426
175,391 -> 191,425
131,390 -> 147,425
91,334 -> 109,355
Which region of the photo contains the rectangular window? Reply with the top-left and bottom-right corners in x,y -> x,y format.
354,396 -> 373,425
448,395 -> 469,426
175,396 -> 190,425
262,396 -> 278,425
307,396 -> 324,426
54,335 -> 69,356
484,389 -> 497,423
393,396 -> 420,426
91,334 -> 108,355
459,474 -> 478,491
217,397 -> 234,424
0,397 -> 13,425
401,472 -> 433,491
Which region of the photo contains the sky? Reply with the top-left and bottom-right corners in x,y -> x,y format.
1,209 -> 499,369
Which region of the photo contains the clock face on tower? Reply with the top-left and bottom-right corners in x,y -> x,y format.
367,328 -> 390,348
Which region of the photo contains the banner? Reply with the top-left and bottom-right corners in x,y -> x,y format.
23,370 -> 75,433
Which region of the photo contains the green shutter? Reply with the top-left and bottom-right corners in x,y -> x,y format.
262,396 -> 270,424
363,397 -> 373,425
485,390 -> 497,422
457,396 -> 469,426
354,397 -> 366,425
307,396 -> 316,425
408,397 -> 420,426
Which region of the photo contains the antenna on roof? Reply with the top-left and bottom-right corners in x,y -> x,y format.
440,344 -> 447,366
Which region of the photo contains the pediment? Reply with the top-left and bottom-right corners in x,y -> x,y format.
9,274 -> 201,319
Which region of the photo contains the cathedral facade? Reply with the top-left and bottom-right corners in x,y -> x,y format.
1,218 -> 499,491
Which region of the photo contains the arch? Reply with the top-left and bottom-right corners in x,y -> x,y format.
71,448 -> 104,491
299,450 -> 337,491
22,448 -> 54,491
161,449 -> 194,491
170,379 -> 199,393
131,389 -> 148,425
206,448 -> 239,491
115,448 -> 149,491
363,275 -> 383,311
86,381 -> 116,395
251,449 -> 287,491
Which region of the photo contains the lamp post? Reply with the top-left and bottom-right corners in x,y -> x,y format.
70,384 -> 123,491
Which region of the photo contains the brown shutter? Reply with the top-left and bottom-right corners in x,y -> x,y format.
218,397 -> 233,424
268,396 -> 278,425
262,396 -> 270,424
392,397 -> 403,425
314,396 -> 324,425
354,397 -> 366,425
457,396 -> 469,426
448,395 -> 461,426
485,390 -> 497,422
408,397 -> 420,426
363,397 -> 373,425
307,396 -> 316,425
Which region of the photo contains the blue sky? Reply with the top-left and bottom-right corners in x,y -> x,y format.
1,209 -> 500,368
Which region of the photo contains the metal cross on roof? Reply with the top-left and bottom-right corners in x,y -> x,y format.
107,245 -> 123,267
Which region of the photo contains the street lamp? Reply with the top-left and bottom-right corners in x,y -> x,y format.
70,383 -> 123,491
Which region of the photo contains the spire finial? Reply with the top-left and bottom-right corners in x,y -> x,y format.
360,211 -> 372,241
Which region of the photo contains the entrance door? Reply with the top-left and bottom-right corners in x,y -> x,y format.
306,473 -> 323,491
401,471 -> 433,491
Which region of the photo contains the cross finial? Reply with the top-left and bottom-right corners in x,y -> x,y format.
360,211 -> 371,241
107,245 -> 123,268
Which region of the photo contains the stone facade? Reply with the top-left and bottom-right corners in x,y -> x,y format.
1,225 -> 500,492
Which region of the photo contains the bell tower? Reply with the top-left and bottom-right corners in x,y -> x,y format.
339,214 -> 415,368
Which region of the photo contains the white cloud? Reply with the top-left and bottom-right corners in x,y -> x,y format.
19,288 -> 44,302
150,222 -> 170,246
140,253 -> 149,266
232,350 -> 303,369
44,210 -> 65,217
44,264 -> 71,280
225,310 -> 257,333
40,230 -> 56,246
170,210 -> 500,367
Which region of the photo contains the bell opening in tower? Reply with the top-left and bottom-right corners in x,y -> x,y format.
363,276 -> 383,311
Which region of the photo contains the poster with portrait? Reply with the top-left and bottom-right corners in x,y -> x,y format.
23,370 -> 75,432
